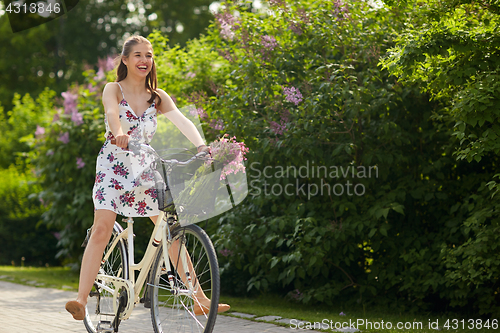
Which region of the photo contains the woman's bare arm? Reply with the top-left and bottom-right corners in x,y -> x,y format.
156,88 -> 206,148
102,83 -> 129,148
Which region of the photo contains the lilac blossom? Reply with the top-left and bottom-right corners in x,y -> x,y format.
283,86 -> 303,105
94,67 -> 105,81
333,0 -> 350,21
71,111 -> 84,126
46,150 -> 54,156
61,91 -> 78,114
220,22 -> 235,40
269,109 -> 290,135
339,312 -> 346,316
189,107 -> 208,119
261,35 -> 278,50
76,157 -> 85,169
35,125 -> 45,137
270,120 -> 286,135
58,132 -> 70,144
217,48 -> 235,62
215,11 -> 237,40
269,0 -> 286,8
210,119 -> 225,131
98,55 -> 115,72
186,72 -> 196,79
87,83 -> 97,93
289,21 -> 303,35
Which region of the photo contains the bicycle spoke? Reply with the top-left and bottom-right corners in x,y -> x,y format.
149,224 -> 220,333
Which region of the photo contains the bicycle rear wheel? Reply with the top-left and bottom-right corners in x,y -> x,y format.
84,222 -> 129,333
149,224 -> 220,333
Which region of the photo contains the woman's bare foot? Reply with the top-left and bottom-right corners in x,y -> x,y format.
65,300 -> 86,320
193,299 -> 230,316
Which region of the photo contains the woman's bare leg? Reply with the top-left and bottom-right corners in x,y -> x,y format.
66,209 -> 117,318
166,226 -> 229,315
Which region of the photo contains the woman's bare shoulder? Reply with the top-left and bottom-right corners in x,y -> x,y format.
155,88 -> 177,114
102,82 -> 121,105
156,88 -> 169,99
103,82 -> 121,93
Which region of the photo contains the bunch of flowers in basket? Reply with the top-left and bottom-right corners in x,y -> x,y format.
173,135 -> 248,215
207,134 -> 249,180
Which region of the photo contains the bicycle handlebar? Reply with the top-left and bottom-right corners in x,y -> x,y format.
110,138 -> 210,167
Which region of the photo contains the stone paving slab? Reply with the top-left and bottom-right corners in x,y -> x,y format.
255,315 -> 283,321
230,312 -> 257,319
0,280 -> 311,333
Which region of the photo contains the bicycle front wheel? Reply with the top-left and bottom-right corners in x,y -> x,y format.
84,222 -> 129,333
149,224 -> 220,333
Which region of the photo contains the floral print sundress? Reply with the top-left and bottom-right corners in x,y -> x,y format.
92,82 -> 159,217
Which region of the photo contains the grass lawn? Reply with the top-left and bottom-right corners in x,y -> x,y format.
0,266 -> 496,332
220,294 -> 499,332
0,265 -> 79,291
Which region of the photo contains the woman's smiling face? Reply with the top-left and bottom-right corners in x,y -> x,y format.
122,42 -> 154,77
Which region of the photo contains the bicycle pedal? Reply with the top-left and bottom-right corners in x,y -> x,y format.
97,321 -> 113,333
144,298 -> 151,308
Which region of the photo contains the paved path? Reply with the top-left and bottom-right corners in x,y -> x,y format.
0,280 -> 301,333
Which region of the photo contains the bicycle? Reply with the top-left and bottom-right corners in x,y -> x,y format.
82,141 -> 221,333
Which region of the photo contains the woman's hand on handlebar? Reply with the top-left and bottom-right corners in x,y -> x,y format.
197,144 -> 211,154
112,134 -> 130,149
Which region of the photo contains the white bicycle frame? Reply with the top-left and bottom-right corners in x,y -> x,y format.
95,210 -> 195,320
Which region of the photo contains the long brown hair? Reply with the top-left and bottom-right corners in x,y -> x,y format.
114,35 -> 162,106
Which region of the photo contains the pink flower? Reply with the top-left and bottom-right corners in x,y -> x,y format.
189,107 -> 208,119
270,120 -> 286,135
215,12 -> 237,40
283,86 -> 303,105
58,132 -> 70,144
186,72 -> 196,79
210,119 -> 225,131
261,35 -> 278,50
71,111 -> 84,126
76,157 -> 85,169
333,0 -> 350,21
208,135 -> 249,180
35,125 -> 45,137
98,55 -> 115,72
220,22 -> 235,40
61,91 -> 78,114
73,111 -> 83,124
289,21 -> 303,35
94,67 -> 105,81
87,83 -> 97,93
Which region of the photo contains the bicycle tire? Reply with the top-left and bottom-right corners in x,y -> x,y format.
83,222 -> 129,333
149,223 -> 220,333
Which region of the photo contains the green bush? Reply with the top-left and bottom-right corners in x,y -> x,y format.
149,0 -> 499,315
0,166 -> 59,266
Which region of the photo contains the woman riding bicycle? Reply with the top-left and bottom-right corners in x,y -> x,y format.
65,35 -> 229,321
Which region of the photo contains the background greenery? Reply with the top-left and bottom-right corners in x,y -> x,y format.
1,0 -> 498,318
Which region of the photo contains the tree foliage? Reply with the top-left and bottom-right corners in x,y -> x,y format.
380,0 -> 500,315
0,0 -> 214,110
